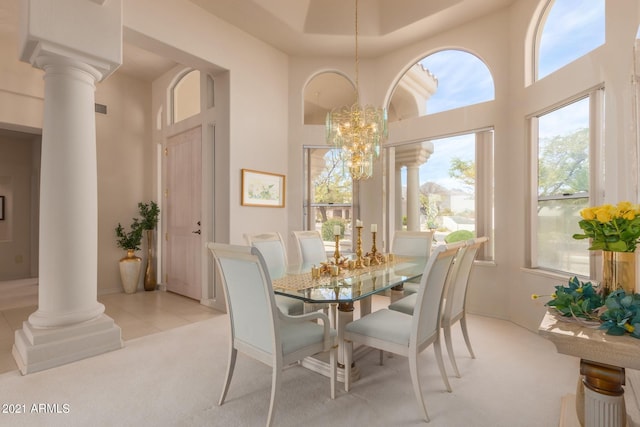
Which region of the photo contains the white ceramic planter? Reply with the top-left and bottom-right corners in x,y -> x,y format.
119,250 -> 141,294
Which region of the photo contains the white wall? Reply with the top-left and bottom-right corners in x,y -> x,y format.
124,0 -> 290,246
287,0 -> 640,331
95,72 -> 153,294
2,0 -> 639,329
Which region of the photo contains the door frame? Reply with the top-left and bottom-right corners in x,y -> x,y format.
158,67 -> 227,312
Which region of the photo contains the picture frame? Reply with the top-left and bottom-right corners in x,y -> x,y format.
241,169 -> 285,208
0,196 -> 4,220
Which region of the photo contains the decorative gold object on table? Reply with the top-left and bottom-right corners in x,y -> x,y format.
371,224 -> 378,260
333,224 -> 341,264
365,223 -> 387,265
355,223 -> 364,268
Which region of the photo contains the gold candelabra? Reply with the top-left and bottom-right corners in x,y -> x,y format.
371,231 -> 378,259
334,234 -> 341,264
355,225 -> 364,268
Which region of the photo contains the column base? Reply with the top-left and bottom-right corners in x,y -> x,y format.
12,314 -> 123,375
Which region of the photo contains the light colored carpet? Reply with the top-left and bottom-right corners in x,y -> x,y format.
0,313 -> 578,426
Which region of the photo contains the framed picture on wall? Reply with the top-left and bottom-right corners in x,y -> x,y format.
0,196 -> 4,220
241,169 -> 285,208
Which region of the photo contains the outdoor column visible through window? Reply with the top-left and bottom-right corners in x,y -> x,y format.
392,129 -> 494,260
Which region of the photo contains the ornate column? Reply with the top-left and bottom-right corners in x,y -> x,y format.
406,165 -> 421,231
394,142 -> 434,232
395,166 -> 403,232
12,0 -> 123,375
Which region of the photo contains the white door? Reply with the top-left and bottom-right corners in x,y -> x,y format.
164,126 -> 202,300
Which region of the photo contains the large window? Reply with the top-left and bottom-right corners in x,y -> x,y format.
536,0 -> 605,80
531,89 -> 603,275
389,49 -> 494,121
391,129 -> 494,260
303,147 -> 354,253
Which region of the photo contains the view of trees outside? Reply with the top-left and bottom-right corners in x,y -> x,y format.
309,148 -> 354,252
536,97 -> 590,275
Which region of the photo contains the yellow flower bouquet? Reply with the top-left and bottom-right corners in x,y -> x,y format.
573,201 -> 640,252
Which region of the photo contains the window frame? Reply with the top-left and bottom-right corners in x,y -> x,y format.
384,127 -> 494,262
527,85 -> 604,276
302,145 -> 358,251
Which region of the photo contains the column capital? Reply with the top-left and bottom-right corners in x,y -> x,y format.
19,0 -> 122,81
395,141 -> 434,169
31,51 -> 104,83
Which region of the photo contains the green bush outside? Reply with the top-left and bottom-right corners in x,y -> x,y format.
321,218 -> 346,241
444,229 -> 474,243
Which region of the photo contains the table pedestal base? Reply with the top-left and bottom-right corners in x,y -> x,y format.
579,360 -> 626,427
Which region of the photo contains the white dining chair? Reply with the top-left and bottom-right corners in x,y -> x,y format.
388,237 -> 488,378
291,230 -> 332,318
244,232 -> 305,316
208,243 -> 337,427
343,243 -> 460,423
391,230 -> 434,295
441,236 -> 488,377
291,230 -> 328,265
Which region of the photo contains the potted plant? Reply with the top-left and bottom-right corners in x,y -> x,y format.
115,218 -> 143,294
138,201 -> 160,291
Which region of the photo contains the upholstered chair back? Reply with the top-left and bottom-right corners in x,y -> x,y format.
244,232 -> 288,279
210,244 -> 277,360
412,243 -> 460,347
443,236 -> 488,323
292,230 -> 327,265
391,230 -> 434,258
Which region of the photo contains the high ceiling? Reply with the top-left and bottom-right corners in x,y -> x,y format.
0,0 -> 515,81
188,0 -> 516,57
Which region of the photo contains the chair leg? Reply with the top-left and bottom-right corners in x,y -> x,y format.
330,344 -> 337,399
344,339 -> 353,392
434,336 -> 452,392
266,364 -> 281,427
408,353 -> 430,423
218,347 -> 237,405
443,323 -> 461,378
379,349 -> 384,365
460,314 -> 475,359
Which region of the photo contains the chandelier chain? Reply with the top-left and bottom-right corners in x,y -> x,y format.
354,0 -> 359,103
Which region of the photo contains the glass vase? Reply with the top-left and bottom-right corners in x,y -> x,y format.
601,250 -> 636,297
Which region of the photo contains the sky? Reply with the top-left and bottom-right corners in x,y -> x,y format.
403,0 -> 605,190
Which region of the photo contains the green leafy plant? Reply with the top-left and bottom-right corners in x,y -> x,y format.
573,201 -> 640,252
322,218 -> 345,241
115,218 -> 143,251
533,276 -> 604,320
599,289 -> 640,338
138,201 -> 160,230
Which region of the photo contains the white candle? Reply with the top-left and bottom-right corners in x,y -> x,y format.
371,224 -> 377,233
334,225 -> 341,236
356,219 -> 362,227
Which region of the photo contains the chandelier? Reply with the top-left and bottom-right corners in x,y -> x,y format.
325,0 -> 388,181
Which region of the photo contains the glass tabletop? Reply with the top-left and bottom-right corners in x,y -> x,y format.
270,257 -> 426,304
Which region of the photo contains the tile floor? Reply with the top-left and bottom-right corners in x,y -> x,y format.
0,290 -> 220,375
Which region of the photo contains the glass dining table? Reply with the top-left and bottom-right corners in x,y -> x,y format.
270,256 -> 426,382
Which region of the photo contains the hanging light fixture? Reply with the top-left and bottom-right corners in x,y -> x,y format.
326,0 -> 388,181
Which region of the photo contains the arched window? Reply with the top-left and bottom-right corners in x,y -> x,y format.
536,0 -> 605,80
172,69 -> 201,123
303,72 -> 355,125
389,49 -> 494,121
